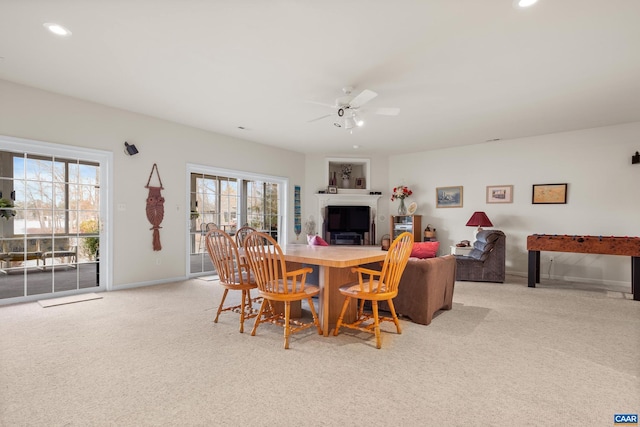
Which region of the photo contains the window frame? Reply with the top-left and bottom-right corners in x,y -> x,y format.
0,134 -> 113,301
186,163 -> 288,277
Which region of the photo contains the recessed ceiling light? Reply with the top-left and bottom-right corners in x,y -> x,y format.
353,145 -> 360,149
43,23 -> 72,37
514,0 -> 539,8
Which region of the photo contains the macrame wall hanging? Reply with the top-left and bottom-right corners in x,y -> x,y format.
145,163 -> 165,251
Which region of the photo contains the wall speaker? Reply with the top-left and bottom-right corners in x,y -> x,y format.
124,141 -> 139,156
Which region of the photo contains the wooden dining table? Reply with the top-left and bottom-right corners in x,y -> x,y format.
280,244 -> 387,336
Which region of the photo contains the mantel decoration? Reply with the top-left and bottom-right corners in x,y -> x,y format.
0,198 -> 16,220
341,164 -> 352,188
145,163 -> 165,251
391,185 -> 413,215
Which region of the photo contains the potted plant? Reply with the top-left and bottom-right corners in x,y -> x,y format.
79,219 -> 100,260
0,198 -> 16,220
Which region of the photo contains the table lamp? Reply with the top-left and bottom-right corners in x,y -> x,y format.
466,211 -> 493,241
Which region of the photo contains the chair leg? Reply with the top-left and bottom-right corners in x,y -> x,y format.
307,297 -> 323,335
372,301 -> 381,349
284,301 -> 291,349
214,289 -> 229,323
251,299 -> 268,336
386,298 -> 402,334
333,296 -> 351,336
238,290 -> 247,333
266,299 -> 276,317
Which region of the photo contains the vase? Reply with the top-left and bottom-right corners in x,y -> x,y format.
342,178 -> 350,188
398,199 -> 407,215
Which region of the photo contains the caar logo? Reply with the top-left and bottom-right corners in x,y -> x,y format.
614,414 -> 638,425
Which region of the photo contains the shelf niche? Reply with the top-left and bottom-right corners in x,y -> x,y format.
325,157 -> 370,190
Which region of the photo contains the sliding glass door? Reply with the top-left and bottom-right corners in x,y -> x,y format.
0,137 -> 110,303
188,166 -> 285,276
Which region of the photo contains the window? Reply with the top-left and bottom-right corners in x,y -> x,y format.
0,136 -> 110,303
12,154 -> 99,239
188,166 -> 285,276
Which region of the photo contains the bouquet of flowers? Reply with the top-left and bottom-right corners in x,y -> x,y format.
341,164 -> 352,180
391,185 -> 412,201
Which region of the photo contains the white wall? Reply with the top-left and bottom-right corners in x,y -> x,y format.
389,122 -> 640,286
3,79 -> 638,289
0,80 -> 305,288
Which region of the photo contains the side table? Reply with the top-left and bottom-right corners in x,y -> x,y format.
450,245 -> 473,256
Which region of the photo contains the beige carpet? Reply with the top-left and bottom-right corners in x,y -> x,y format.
0,275 -> 638,426
38,293 -> 103,308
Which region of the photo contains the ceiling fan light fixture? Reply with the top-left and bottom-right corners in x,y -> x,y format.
513,0 -> 538,8
344,117 -> 355,129
43,22 -> 72,37
354,114 -> 364,127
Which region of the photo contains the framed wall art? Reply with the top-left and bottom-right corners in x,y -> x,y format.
436,186 -> 463,208
486,185 -> 513,204
327,185 -> 338,194
532,183 -> 567,204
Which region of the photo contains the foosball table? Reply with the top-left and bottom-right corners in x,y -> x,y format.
527,234 -> 640,301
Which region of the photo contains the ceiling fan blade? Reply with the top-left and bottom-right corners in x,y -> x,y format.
305,100 -> 337,109
308,114 -> 333,123
349,89 -> 378,108
370,107 -> 400,116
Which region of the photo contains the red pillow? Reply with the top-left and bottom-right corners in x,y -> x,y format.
307,235 -> 329,246
410,241 -> 439,259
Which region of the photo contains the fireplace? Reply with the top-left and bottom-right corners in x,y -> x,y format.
315,193 -> 381,245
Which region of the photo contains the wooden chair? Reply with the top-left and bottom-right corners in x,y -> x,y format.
199,222 -> 218,253
234,225 -> 256,249
243,231 -> 322,349
204,229 -> 260,333
333,231 -> 414,349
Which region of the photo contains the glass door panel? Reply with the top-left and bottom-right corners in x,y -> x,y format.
0,149 -> 102,301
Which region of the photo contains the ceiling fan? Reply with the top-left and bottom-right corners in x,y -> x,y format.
307,87 -> 400,130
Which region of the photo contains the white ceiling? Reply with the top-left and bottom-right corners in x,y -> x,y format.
1,1 -> 640,155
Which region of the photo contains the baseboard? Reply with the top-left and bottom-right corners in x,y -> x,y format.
506,269 -> 631,289
112,275 -> 188,291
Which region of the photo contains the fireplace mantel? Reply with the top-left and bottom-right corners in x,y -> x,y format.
315,193 -> 381,206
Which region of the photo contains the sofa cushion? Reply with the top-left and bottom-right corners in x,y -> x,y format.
476,229 -> 500,244
410,241 -> 439,259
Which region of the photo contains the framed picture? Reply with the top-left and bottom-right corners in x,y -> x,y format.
327,185 -> 338,194
436,186 -> 463,208
355,177 -> 365,189
532,183 -> 567,204
486,185 -> 513,203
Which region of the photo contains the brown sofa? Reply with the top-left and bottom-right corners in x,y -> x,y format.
377,254 -> 457,325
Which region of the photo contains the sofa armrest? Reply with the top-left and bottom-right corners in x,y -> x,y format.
380,255 -> 457,325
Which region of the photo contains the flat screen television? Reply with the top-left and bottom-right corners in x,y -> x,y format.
327,205 -> 370,233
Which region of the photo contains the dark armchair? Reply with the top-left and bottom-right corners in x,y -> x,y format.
455,229 -> 505,283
